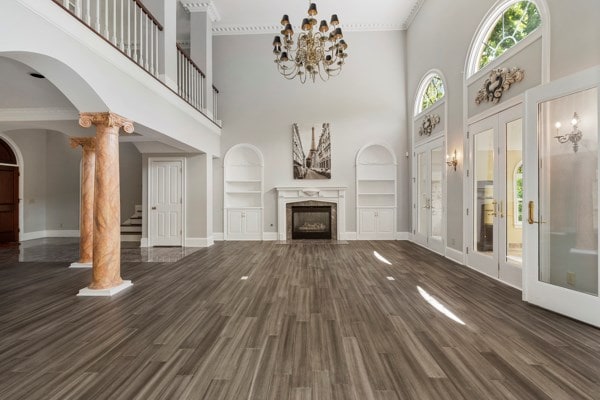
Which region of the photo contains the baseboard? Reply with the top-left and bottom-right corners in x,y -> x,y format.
21,230 -> 80,241
340,232 -> 357,241
140,238 -> 149,248
396,232 -> 410,240
184,237 -> 215,247
263,232 -> 278,241
214,232 -> 224,241
445,246 -> 464,265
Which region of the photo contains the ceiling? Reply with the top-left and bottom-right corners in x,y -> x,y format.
185,0 -> 425,35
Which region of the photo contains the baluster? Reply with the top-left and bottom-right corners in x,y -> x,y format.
155,26 -> 159,77
84,0 -> 90,25
145,12 -> 150,71
75,0 -> 82,18
126,0 -> 131,56
95,0 -> 100,32
104,0 -> 109,39
119,0 -> 124,51
110,0 -> 116,44
138,6 -> 143,66
150,20 -> 154,74
201,75 -> 205,110
62,0 -> 69,9
132,1 -> 137,61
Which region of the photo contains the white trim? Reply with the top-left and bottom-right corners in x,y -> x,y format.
180,1 -> 221,22
21,230 -> 80,241
0,107 -> 77,122
77,280 -> 133,297
147,157 -> 186,247
466,94 -> 524,125
263,232 -> 278,241
396,232 -> 411,240
341,232 -> 357,241
213,232 -> 224,241
462,262 -> 522,291
140,238 -> 149,247
185,237 -> 214,247
212,23 -> 405,36
69,262 -> 92,269
0,133 -> 24,242
445,247 -> 465,265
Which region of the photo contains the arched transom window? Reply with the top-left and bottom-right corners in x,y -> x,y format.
477,1 -> 541,71
416,73 -> 445,115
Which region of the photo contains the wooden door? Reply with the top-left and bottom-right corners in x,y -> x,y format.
149,160 -> 183,246
0,165 -> 19,244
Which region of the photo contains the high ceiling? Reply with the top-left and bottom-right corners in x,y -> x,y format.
208,0 -> 425,35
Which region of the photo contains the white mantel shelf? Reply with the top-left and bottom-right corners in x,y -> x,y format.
275,186 -> 347,241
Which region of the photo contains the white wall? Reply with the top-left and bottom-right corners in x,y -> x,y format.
120,142 -> 143,221
406,0 -> 600,251
213,31 -> 409,234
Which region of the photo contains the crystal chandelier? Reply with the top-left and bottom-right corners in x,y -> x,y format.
272,2 -> 348,83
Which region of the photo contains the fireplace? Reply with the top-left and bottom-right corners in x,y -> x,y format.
292,206 -> 332,239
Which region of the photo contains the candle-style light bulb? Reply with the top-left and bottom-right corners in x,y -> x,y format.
571,117 -> 578,126
555,121 -> 562,129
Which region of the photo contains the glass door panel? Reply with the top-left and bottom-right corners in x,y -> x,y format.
538,87 -> 598,296
505,118 -> 523,264
430,146 -> 443,241
474,128 -> 495,256
417,152 -> 428,237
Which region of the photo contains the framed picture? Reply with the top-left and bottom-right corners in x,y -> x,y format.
292,123 -> 331,179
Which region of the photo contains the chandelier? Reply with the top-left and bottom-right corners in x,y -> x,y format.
272,2 -> 348,83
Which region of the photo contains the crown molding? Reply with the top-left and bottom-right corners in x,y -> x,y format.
402,0 -> 426,29
0,107 -> 78,122
180,0 -> 221,22
212,23 -> 405,36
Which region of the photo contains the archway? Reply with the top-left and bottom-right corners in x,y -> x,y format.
0,136 -> 21,245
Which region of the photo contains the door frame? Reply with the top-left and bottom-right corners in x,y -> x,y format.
464,97 -> 524,288
523,66 -> 600,326
147,157 -> 186,247
0,134 -> 23,242
412,136 -> 446,255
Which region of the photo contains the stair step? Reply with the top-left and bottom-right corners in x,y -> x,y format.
121,234 -> 142,242
134,205 -> 143,212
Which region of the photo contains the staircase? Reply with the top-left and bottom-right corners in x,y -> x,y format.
121,205 -> 142,242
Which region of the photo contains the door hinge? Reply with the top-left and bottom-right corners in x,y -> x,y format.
413,177 -> 416,183
466,208 -> 469,216
466,170 -> 469,177
466,247 -> 469,254
467,131 -> 470,139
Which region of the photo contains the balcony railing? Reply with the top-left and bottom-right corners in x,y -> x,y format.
54,0 -> 162,77
176,44 -> 206,113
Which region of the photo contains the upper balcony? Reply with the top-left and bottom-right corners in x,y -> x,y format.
0,0 -> 221,156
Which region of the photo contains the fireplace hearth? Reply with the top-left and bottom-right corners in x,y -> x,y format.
292,206 -> 332,239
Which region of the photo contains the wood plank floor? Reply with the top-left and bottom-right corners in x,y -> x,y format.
1,240 -> 600,399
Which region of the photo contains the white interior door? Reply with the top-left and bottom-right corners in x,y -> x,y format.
413,138 -> 445,254
468,105 -> 523,288
525,68 -> 600,327
149,160 -> 183,246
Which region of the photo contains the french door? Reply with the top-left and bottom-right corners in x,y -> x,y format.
149,159 -> 184,246
524,67 -> 600,326
467,105 -> 523,288
413,138 -> 445,254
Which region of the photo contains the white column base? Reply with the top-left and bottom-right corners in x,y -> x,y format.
69,262 -> 92,269
77,280 -> 133,297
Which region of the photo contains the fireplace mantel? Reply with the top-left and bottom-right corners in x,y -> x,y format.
275,186 -> 346,240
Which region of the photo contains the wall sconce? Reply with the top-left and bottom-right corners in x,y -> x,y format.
446,149 -> 458,171
554,112 -> 582,153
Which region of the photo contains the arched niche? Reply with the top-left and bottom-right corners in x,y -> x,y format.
223,144 -> 264,240
355,143 -> 397,240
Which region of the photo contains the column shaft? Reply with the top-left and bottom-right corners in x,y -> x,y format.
70,138 -> 96,264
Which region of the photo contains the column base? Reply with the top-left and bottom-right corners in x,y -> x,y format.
69,262 -> 93,269
77,280 -> 133,297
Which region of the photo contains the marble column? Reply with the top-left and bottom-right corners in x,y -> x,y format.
78,112 -> 134,296
69,137 -> 96,268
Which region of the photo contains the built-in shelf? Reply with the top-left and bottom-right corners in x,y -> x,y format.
356,144 -> 397,239
224,144 -> 264,240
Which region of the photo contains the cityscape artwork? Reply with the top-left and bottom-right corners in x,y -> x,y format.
292,123 -> 332,179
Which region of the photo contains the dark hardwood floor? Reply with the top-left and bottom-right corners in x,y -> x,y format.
1,240 -> 600,399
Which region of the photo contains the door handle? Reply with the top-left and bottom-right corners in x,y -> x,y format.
527,201 -> 545,224
498,200 -> 504,218
151,206 -> 157,210
489,200 -> 497,217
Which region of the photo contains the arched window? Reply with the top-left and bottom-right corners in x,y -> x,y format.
415,73 -> 445,115
467,0 -> 545,77
513,161 -> 523,227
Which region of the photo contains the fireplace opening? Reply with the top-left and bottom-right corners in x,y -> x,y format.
292,206 -> 332,239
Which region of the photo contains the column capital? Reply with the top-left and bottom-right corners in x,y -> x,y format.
70,137 -> 96,151
180,0 -> 221,21
79,112 -> 135,134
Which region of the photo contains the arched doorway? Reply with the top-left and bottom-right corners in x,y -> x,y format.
0,137 -> 19,245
